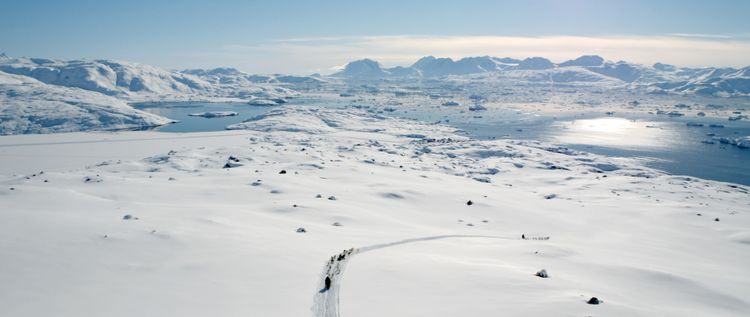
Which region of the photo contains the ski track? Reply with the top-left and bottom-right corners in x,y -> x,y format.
311,234 -> 519,317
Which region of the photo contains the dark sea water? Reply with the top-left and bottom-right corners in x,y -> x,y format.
133,102 -> 272,133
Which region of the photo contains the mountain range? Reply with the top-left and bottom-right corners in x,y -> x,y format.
333,55 -> 750,96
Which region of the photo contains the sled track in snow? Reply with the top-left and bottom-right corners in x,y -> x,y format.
311,234 -> 517,317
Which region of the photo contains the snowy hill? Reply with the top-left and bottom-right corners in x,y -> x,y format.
0,56 -> 211,100
0,55 -> 296,102
182,67 -> 326,87
660,66 -> 750,96
0,70 -> 172,135
502,66 -> 622,84
0,55 -> 303,135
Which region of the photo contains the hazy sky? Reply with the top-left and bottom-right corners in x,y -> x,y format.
1,0 -> 749,74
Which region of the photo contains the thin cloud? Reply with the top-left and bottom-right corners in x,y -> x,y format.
669,33 -> 736,39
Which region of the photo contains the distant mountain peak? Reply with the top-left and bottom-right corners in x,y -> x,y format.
653,62 -> 677,71
182,67 -> 245,76
335,58 -> 388,78
559,55 -> 604,67
517,57 -> 554,70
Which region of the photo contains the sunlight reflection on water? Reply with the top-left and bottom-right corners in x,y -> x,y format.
553,117 -> 676,149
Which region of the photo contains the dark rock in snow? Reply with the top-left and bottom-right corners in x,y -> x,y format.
84,175 -> 103,183
466,200 -> 474,206
122,214 -> 137,220
328,196 -> 337,201
279,170 -> 287,174
535,269 -> 549,278
224,162 -> 243,168
331,222 -> 343,226
296,227 -> 307,233
587,297 -> 601,305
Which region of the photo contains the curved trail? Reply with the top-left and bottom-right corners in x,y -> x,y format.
311,234 -> 517,317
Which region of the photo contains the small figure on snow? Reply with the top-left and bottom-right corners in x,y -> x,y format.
324,276 -> 332,291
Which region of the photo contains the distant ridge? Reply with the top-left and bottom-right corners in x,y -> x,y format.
332,55 -> 750,96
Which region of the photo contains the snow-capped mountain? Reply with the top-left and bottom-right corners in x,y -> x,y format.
332,55 -> 750,96
334,59 -> 392,78
558,55 -> 605,67
411,56 -> 507,76
516,57 -> 555,70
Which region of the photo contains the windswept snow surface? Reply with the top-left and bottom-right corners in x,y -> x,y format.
1,107 -> 749,317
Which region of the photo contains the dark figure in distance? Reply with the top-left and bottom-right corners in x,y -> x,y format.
324,276 -> 332,290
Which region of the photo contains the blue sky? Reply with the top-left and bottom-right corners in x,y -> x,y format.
1,0 -> 749,74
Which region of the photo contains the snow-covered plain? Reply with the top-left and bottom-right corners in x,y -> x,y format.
1,107 -> 748,317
